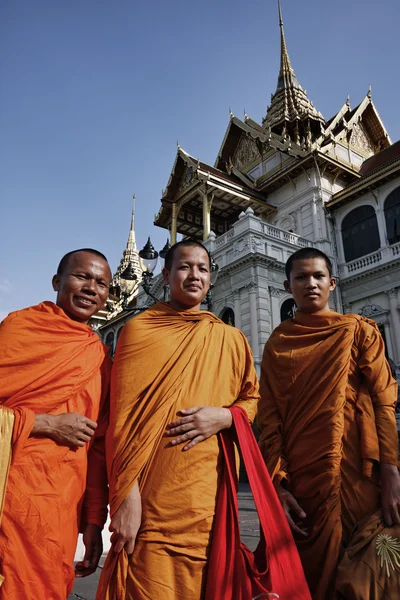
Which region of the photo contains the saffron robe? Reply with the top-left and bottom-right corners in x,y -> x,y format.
258,311 -> 398,600
96,302 -> 259,600
0,302 -> 111,600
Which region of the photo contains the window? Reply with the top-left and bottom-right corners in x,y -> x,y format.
221,308 -> 235,326
384,187 -> 400,246
105,331 -> 115,355
280,299 -> 296,322
341,205 -> 380,262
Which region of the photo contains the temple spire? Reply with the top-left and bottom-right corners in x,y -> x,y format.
127,194 -> 137,250
262,0 -> 324,145
277,0 -> 299,91
112,195 -> 142,291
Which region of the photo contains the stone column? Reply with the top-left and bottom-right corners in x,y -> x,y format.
202,191 -> 211,241
387,288 -> 400,363
383,321 -> 395,361
269,287 -> 282,329
375,204 -> 387,248
171,202 -> 177,245
312,197 -> 319,241
295,208 -> 302,236
233,291 -> 242,330
248,283 -> 259,359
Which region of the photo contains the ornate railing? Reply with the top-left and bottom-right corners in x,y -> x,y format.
347,250 -> 382,273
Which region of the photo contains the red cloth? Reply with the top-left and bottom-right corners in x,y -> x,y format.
206,406 -> 311,600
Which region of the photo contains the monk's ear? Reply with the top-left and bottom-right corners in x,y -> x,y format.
162,267 -> 169,286
52,274 -> 61,292
284,279 -> 291,294
329,276 -> 337,292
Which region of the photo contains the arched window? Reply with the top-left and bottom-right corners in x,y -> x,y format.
341,206 -> 380,262
221,308 -> 235,326
384,187 -> 400,246
105,331 -> 115,355
280,299 -> 296,322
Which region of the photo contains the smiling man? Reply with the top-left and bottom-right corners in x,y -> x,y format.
96,240 -> 259,600
258,247 -> 400,599
0,249 -> 112,600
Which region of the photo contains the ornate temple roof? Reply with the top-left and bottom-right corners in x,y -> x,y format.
154,146 -> 275,239
261,1 -> 324,146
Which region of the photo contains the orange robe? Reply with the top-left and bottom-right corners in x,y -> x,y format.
258,311 -> 398,600
0,301 -> 111,600
96,302 -> 259,600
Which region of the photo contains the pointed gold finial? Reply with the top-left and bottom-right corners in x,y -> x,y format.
177,139 -> 180,149
368,84 -> 372,98
346,93 -> 350,106
277,0 -> 298,90
229,107 -> 234,119
244,108 -> 248,120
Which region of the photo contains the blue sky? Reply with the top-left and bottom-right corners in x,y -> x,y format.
1,0 -> 399,319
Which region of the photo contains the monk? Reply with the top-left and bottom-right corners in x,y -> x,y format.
258,247 -> 400,599
0,248 -> 112,600
96,240 -> 259,600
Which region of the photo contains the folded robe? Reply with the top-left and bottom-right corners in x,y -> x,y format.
96,302 -> 259,600
0,301 -> 111,600
258,311 -> 398,600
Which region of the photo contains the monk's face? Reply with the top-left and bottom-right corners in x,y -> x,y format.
285,257 -> 336,314
162,245 -> 210,311
52,251 -> 111,323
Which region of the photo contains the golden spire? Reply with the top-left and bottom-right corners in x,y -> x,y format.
262,0 -> 324,139
113,195 -> 142,289
277,0 -> 299,91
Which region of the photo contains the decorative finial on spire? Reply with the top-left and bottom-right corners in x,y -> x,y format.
244,108 -> 248,120
368,84 -> 372,98
177,139 -> 180,149
346,93 -> 350,105
276,0 -> 298,91
229,107 -> 234,119
130,194 -> 136,232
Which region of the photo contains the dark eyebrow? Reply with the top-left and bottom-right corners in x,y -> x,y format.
178,260 -> 209,266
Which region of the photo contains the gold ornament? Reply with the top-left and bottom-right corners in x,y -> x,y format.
376,533 -> 400,578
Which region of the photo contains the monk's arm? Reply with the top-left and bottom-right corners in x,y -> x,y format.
358,322 -> 398,466
257,343 -> 288,488
31,412 -> 97,447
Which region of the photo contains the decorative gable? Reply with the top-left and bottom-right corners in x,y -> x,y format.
232,134 -> 261,172
349,121 -> 375,156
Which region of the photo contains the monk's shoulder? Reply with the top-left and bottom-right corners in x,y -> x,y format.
352,314 -> 380,347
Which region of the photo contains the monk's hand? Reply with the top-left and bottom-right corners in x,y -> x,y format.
277,485 -> 309,537
32,412 -> 97,447
381,463 -> 400,526
75,524 -> 103,578
110,481 -> 142,555
166,406 -> 233,451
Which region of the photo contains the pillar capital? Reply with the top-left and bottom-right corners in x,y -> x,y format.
387,288 -> 399,300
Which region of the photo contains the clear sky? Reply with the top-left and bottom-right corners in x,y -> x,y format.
1,0 -> 399,319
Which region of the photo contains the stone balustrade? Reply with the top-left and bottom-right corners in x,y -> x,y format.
340,242 -> 400,279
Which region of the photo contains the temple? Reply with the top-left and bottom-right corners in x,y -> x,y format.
97,1 -> 400,381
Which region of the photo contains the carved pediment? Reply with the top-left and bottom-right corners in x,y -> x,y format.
178,165 -> 197,193
349,121 -> 375,156
232,134 -> 261,172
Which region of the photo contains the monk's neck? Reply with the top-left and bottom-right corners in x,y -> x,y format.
168,300 -> 202,312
